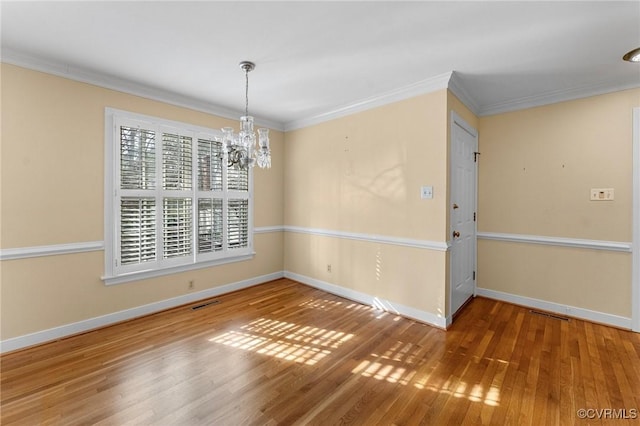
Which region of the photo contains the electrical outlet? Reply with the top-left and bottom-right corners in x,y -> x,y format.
590,188 -> 614,201
188,280 -> 195,290
327,264 -> 332,273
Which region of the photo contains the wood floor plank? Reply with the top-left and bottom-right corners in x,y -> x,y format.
2,279 -> 640,425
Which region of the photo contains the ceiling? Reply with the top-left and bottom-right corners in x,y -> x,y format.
2,1 -> 639,130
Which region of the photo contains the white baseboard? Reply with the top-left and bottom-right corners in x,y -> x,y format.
0,271 -> 284,354
476,287 -> 632,330
284,271 -> 448,329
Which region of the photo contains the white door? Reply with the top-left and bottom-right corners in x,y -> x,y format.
450,112 -> 478,318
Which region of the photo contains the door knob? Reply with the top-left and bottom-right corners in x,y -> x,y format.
453,203 -> 459,209
453,230 -> 460,238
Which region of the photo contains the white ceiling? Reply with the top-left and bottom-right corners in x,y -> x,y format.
2,1 -> 639,130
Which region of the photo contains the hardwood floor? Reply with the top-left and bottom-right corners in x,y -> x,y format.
2,278 -> 639,425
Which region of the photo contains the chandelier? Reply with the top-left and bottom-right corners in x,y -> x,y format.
221,61 -> 271,170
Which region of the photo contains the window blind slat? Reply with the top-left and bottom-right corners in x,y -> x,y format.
228,199 -> 249,249
198,138 -> 223,192
198,198 -> 223,253
120,126 -> 156,190
163,133 -> 192,190
120,198 -> 156,265
227,166 -> 249,192
163,198 -> 193,259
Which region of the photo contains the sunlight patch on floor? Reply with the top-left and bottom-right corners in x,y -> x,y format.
298,298 -> 344,311
419,382 -> 501,407
352,358 -> 416,386
351,341 -> 504,407
209,318 -> 354,366
416,357 -> 506,407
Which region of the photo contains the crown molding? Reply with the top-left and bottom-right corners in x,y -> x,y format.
448,71 -> 480,116
478,79 -> 640,117
1,48 -> 284,131
284,71 -> 453,131
5,47 -> 637,130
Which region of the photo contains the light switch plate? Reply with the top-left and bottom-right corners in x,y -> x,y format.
421,186 -> 433,199
590,188 -> 614,201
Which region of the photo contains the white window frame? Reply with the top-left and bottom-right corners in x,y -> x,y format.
103,108 -> 254,285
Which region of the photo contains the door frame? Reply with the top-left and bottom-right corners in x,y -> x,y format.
632,107 -> 639,332
449,111 -> 479,322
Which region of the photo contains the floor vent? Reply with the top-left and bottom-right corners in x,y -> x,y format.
191,300 -> 220,311
529,310 -> 570,321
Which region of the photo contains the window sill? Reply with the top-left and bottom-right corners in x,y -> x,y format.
102,252 -> 256,286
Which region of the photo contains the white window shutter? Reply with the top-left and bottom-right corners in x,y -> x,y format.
163,198 -> 193,259
198,138 -> 223,191
120,126 -> 156,190
163,133 -> 192,190
107,109 -> 254,281
120,198 -> 156,265
197,198 -> 223,253
228,199 -> 249,249
227,167 -> 249,192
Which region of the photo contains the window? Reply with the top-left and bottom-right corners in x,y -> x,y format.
104,109 -> 253,284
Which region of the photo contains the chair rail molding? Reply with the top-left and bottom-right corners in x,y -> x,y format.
0,241 -> 105,260
477,232 -> 632,252
284,225 -> 449,252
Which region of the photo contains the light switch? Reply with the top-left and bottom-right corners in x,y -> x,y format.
421,186 -> 433,199
590,188 -> 614,201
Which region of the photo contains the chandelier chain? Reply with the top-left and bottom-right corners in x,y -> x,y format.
245,68 -> 249,117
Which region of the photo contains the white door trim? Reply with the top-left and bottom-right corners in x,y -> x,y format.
632,107 -> 639,332
449,111 -> 478,320
451,111 -> 478,139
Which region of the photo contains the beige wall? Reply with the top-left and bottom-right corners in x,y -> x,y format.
0,64 -> 284,339
1,233 -> 284,338
477,89 -> 640,317
284,90 -> 450,320
284,233 -> 447,316
478,240 -> 631,316
285,91 -> 449,241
